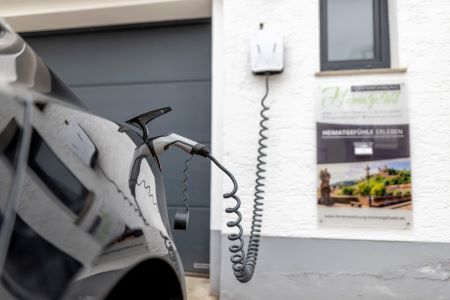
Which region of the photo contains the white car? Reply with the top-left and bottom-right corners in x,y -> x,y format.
0,19 -> 185,300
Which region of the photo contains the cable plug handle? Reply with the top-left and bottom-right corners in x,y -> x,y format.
149,133 -> 209,157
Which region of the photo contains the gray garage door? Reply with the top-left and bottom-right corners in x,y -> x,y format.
24,20 -> 211,274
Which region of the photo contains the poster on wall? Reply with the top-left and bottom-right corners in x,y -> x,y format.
316,83 -> 412,229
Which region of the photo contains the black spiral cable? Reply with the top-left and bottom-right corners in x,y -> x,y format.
208,74 -> 270,283
182,155 -> 193,212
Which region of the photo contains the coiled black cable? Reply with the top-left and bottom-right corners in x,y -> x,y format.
182,155 -> 193,212
208,74 -> 270,283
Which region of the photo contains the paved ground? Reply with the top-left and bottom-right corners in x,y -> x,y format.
186,276 -> 218,300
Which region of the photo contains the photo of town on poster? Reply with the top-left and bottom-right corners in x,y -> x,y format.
316,83 -> 412,229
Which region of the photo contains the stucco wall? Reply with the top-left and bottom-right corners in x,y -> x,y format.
211,0 -> 450,243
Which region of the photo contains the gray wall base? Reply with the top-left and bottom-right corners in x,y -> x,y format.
209,229 -> 221,296
219,235 -> 450,300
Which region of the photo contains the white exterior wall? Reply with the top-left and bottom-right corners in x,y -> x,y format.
211,0 -> 450,243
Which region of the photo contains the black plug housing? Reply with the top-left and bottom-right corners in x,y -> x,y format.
192,144 -> 209,157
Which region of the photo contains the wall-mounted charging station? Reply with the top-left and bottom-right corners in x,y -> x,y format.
250,23 -> 284,74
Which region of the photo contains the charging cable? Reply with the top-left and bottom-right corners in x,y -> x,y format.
209,74 -> 270,283
134,76 -> 271,282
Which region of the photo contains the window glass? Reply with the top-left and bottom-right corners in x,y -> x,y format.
3,127 -> 88,216
327,0 -> 375,61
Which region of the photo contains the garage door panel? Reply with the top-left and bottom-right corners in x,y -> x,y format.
72,81 -> 211,142
25,23 -> 211,86
161,144 -> 211,207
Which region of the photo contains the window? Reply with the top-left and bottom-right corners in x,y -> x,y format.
2,120 -> 89,216
320,0 -> 390,70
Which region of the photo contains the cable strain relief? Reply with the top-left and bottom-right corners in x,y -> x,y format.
192,144 -> 209,157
